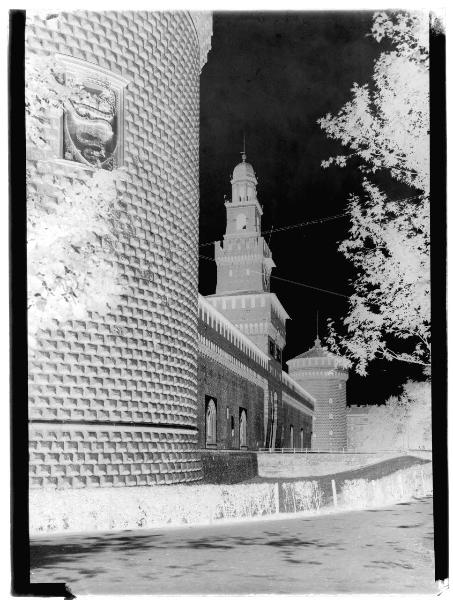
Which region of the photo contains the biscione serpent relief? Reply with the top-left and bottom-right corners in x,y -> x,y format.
64,75 -> 119,170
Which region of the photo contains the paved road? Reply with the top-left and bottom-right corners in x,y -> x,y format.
30,496 -> 436,595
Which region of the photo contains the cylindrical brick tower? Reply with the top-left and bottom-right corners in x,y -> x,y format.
27,11 -> 212,489
287,338 -> 349,451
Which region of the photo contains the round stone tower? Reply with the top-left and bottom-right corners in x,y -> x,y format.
27,11 -> 212,490
287,338 -> 349,451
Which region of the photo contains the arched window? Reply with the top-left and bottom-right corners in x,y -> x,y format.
300,428 -> 304,449
205,398 -> 217,447
290,425 -> 294,449
240,408 -> 247,448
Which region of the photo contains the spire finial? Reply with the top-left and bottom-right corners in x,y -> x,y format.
241,132 -> 246,162
315,310 -> 321,346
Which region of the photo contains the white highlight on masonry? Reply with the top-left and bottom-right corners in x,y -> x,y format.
282,371 -> 317,408
199,335 -> 268,391
198,295 -> 315,414
199,294 -> 268,367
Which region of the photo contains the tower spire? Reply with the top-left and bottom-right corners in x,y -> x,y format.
315,310 -> 321,347
241,132 -> 246,162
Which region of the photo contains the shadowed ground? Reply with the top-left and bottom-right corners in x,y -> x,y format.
30,495 -> 435,595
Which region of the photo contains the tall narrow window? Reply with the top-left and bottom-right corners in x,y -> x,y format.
300,428 -> 304,449
269,339 -> 275,358
205,397 -> 217,447
290,425 -> 294,449
239,408 -> 247,449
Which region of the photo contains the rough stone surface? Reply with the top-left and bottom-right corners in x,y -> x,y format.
27,11 -> 212,487
200,451 -> 258,483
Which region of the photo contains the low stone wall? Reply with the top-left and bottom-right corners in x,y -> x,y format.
30,482 -> 277,535
338,462 -> 432,509
201,450 -> 258,483
30,461 -> 432,535
257,451 -> 402,477
406,450 -> 432,460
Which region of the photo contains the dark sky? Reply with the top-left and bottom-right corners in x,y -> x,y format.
199,11 -> 423,405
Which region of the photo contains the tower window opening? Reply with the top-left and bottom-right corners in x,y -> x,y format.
269,339 -> 275,358
205,397 -> 217,447
240,408 -> 247,448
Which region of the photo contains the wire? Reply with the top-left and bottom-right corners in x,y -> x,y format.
198,212 -> 347,248
198,254 -> 350,299
268,273 -> 350,299
198,192 -> 427,249
262,213 -> 347,236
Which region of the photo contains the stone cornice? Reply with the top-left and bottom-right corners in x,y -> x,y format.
289,369 -> 349,381
282,371 -> 317,407
282,390 -> 314,417
199,294 -> 269,367
199,334 -> 267,391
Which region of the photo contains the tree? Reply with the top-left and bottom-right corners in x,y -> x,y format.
318,11 -> 430,375
26,12 -> 126,344
349,381 -> 431,451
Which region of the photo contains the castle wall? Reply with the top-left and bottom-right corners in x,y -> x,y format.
347,406 -> 372,450
28,11 -> 212,489
198,356 -> 265,450
198,296 -> 268,450
280,400 -> 313,448
198,296 -> 314,451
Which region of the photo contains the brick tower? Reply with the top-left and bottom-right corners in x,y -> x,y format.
209,150 -> 288,359
287,337 -> 349,451
206,151 -> 290,448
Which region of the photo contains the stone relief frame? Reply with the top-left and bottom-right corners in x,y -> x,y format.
56,55 -> 128,171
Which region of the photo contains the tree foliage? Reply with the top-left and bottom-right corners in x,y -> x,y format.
318,11 -> 430,375
349,380 -> 431,451
26,12 -> 125,343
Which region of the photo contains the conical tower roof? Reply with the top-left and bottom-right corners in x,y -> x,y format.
287,337 -> 349,371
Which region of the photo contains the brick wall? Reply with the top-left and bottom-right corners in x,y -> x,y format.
280,402 -> 313,449
200,451 -> 258,483
27,11 -> 212,489
287,346 -> 348,452
347,407 -> 372,450
198,355 -> 265,450
198,297 -> 314,452
198,308 -> 267,450
298,377 -> 347,451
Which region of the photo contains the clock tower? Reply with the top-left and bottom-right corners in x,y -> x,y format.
207,151 -> 289,363
214,150 -> 275,295
207,149 -> 292,450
